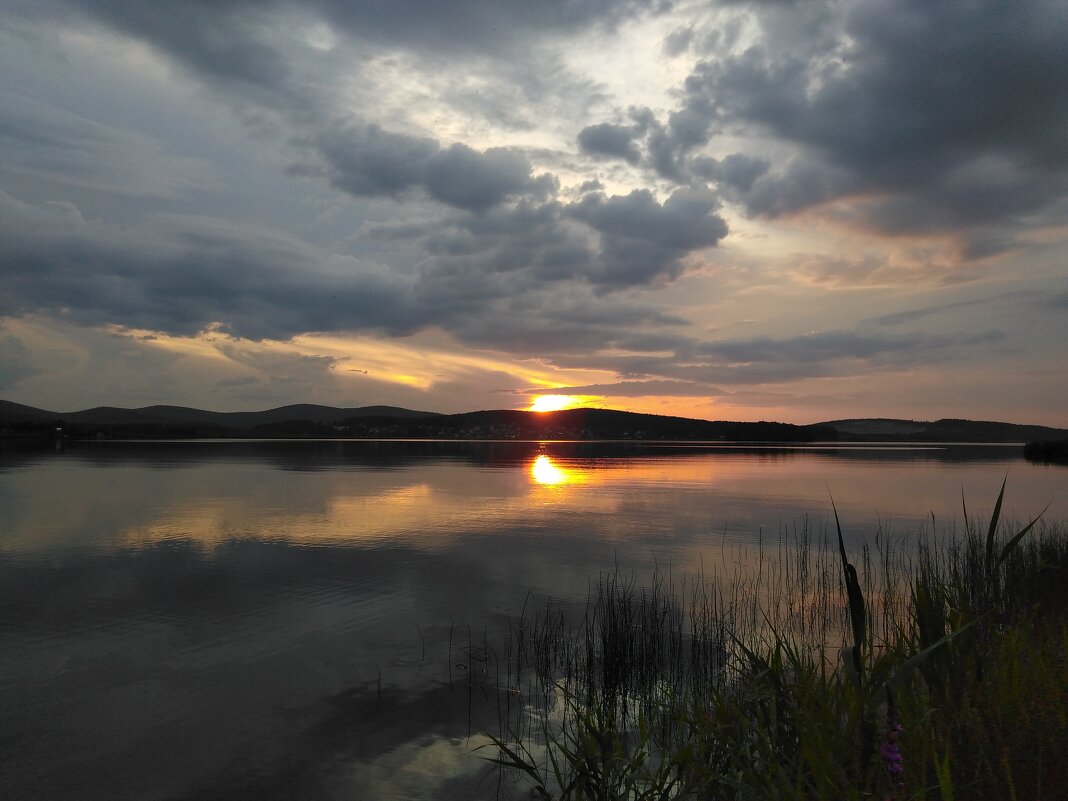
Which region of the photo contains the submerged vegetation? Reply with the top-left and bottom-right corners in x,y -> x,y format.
486,484 -> 1068,800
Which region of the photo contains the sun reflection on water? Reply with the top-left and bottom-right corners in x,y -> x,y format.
531,454 -> 573,486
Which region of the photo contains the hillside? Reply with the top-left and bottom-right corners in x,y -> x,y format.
3,400 -> 1064,443
820,417 -> 1068,443
0,401 -> 438,438
2,401 -> 831,441
335,408 -> 836,442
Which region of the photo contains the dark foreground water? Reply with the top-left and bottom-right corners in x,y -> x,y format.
1,440 -> 1064,800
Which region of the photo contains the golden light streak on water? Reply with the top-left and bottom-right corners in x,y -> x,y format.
531,454 -> 574,485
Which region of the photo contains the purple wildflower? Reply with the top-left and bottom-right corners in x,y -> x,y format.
881,721 -> 905,782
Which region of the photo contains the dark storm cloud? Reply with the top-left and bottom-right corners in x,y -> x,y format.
643,0 -> 1068,240
408,200 -> 595,287
0,92 -> 209,198
577,123 -> 642,165
0,192 -> 426,340
567,188 -> 728,286
360,189 -> 727,292
691,153 -> 770,193
313,0 -> 657,55
0,190 -> 708,349
432,284 -> 687,355
584,101 -> 728,180
314,126 -> 556,212
7,0 -> 726,312
424,145 -> 557,210
314,126 -> 439,198
59,0 -> 293,103
46,0 -> 657,89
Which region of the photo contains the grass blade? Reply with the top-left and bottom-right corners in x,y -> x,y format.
878,617 -> 980,699
985,475 -> 1007,571
832,497 -> 866,680
998,505 -> 1049,566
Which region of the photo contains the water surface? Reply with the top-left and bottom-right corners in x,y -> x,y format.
1,440 -> 1063,800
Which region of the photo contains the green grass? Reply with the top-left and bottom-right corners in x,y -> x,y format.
485,487 -> 1068,800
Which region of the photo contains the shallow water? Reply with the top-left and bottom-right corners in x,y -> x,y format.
1,440 -> 1064,800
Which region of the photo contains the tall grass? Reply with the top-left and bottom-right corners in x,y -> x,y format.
486,489 -> 1068,800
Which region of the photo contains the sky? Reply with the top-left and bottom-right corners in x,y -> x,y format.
1,0 -> 1066,425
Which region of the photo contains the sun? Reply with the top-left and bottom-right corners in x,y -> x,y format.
528,394 -> 580,412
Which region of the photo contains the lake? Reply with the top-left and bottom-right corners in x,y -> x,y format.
1,440 -> 1064,800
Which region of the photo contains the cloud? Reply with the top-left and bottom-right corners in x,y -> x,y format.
433,283 -> 686,355
577,122 -> 642,165
567,187 -> 728,286
866,294 -> 1030,327
314,0 -> 658,56
534,380 -> 726,398
41,0 -> 658,113
424,145 -> 557,211
634,0 -> 1068,243
0,333 -> 36,389
3,0 -> 1064,422
662,27 -> 694,57
398,200 -> 596,292
0,192 -> 423,340
59,0 -> 294,102
313,125 -> 439,199
572,187 -> 730,250
215,344 -> 344,377
691,153 -> 769,193
789,253 -> 970,288
1045,290 -> 1068,311
696,329 -> 1008,366
0,191 -> 700,355
544,326 -> 1012,387
313,126 -> 557,212
0,92 -> 211,198
360,187 -> 728,293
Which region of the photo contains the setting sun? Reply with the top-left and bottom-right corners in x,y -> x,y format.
528,394 -> 580,412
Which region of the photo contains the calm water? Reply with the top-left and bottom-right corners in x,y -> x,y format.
1,440 -> 1065,800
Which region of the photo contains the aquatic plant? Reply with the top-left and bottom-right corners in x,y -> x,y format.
485,485 -> 1067,800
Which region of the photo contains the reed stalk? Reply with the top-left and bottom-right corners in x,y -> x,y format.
484,489 -> 1068,801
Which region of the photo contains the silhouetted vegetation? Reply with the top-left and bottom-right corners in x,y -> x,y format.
2,400 -> 838,442
337,409 -> 838,442
3,399 -> 1064,444
1024,438 -> 1068,463
488,488 -> 1067,800
824,417 -> 1067,443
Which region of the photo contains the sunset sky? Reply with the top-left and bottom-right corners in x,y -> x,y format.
2,0 -> 1066,424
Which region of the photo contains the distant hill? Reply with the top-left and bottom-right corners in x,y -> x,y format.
820,418 -> 1068,443
2,400 -> 831,441
0,400 -> 56,423
2,400 -> 1063,444
335,408 -> 836,442
1023,438 -> 1068,464
0,401 -> 438,438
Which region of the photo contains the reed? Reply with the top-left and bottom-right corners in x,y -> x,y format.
485,487 -> 1068,800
